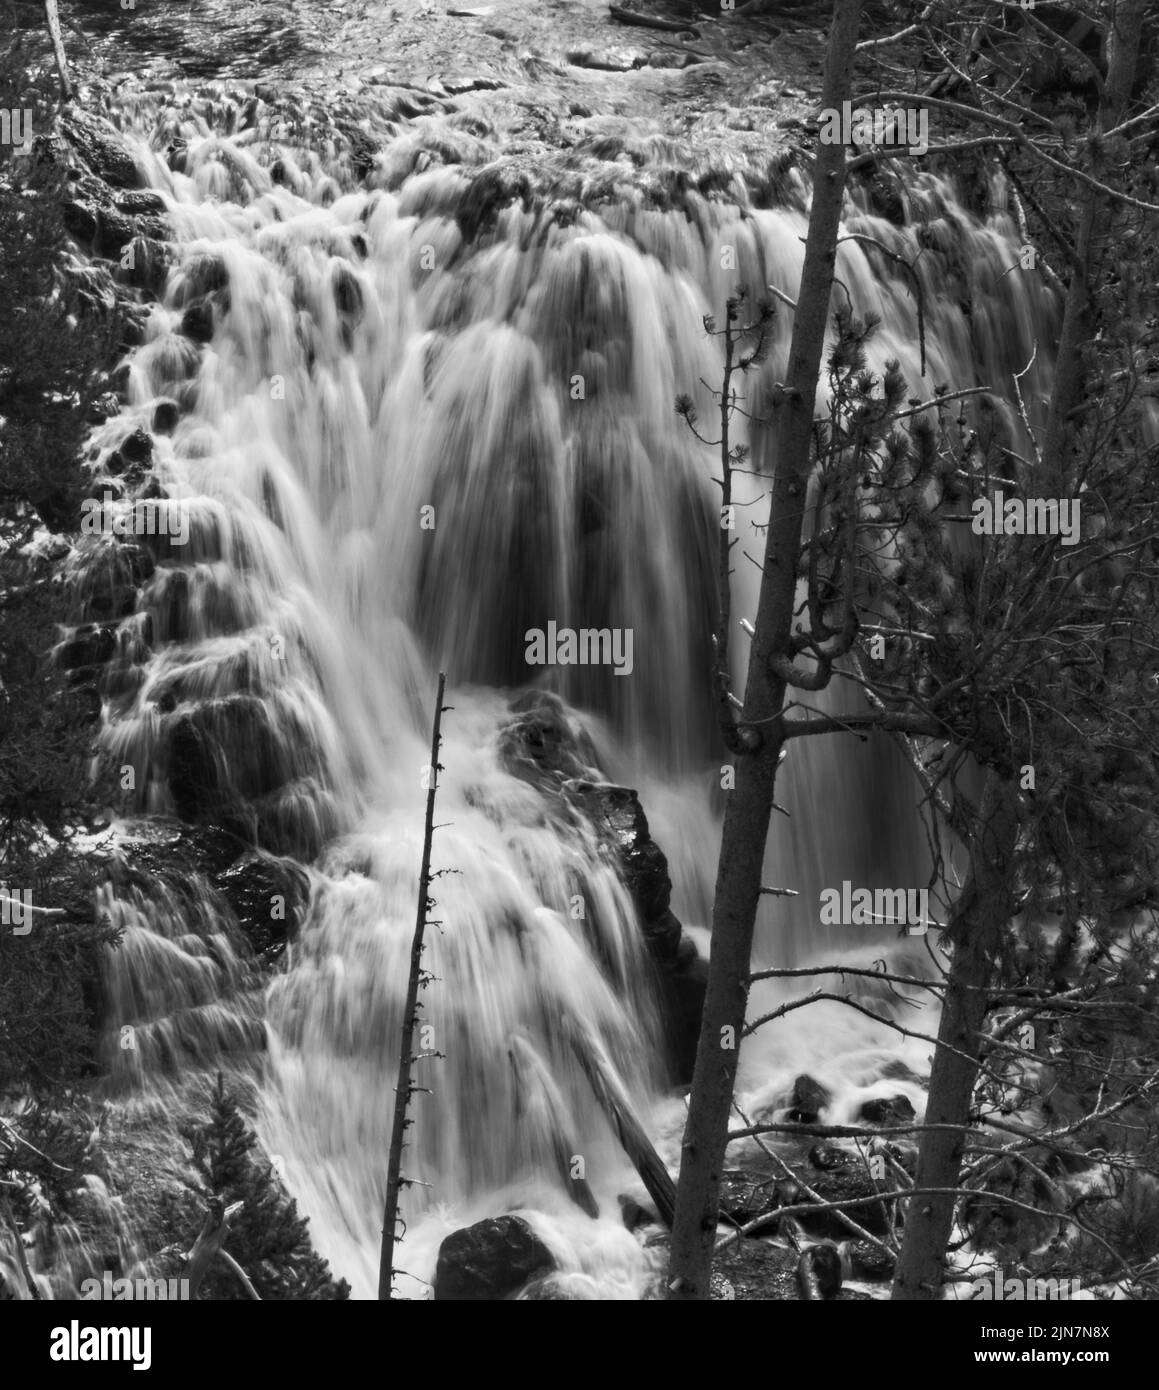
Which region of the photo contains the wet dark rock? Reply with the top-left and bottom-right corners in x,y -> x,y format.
83,473 -> 123,501
455,163 -> 534,242
797,1242 -> 843,1300
86,584 -> 139,621
846,1238 -> 894,1281
642,906 -> 678,961
880,1058 -> 921,1084
213,852 -> 310,963
119,427 -> 154,466
118,237 -> 173,296
332,264 -> 363,320
618,1194 -> 654,1231
178,253 -> 229,304
121,542 -> 156,587
499,690 -> 706,1081
58,623 -> 117,674
797,1164 -> 890,1240
499,689 -> 600,784
94,207 -> 141,261
564,778 -> 704,1076
153,400 -> 181,435
62,196 -> 99,244
809,1142 -> 847,1171
88,391 -> 122,425
111,363 -> 133,401
114,190 -> 166,216
61,109 -> 143,190
433,1216 -> 555,1301
787,1073 -> 832,1124
661,949 -> 708,1080
858,1094 -> 916,1126
180,300 -> 216,344
709,1239 -> 803,1301
168,712 -> 231,824
565,781 -> 671,923
719,1170 -> 779,1228
858,167 -> 906,225
64,682 -> 104,724
119,306 -> 150,351
168,695 -> 287,823
114,820 -> 242,889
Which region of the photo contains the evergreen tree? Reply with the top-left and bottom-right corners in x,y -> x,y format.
181,1075 -> 350,1301
0,121 -> 123,1108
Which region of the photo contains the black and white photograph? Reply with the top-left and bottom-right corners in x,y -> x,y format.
1,0 -> 1157,1354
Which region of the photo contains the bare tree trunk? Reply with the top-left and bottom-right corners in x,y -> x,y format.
42,0 -> 73,103
890,770 -> 1018,1299
378,672 -> 447,1300
182,1199 -> 244,1299
666,0 -> 866,1301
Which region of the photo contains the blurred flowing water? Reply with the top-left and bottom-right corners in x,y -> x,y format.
69,89 -> 1060,1296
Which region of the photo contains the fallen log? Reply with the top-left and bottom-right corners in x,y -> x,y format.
509,1034 -> 601,1220
608,4 -> 699,37
566,1019 -> 677,1228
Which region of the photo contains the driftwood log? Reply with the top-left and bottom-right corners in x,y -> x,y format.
608,4 -> 699,37
509,1034 -> 601,1220
567,1021 -> 677,1228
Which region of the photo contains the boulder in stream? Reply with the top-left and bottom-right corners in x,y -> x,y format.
213,852 -> 310,963
433,1215 -> 556,1300
787,1072 -> 832,1123
858,1094 -> 917,1126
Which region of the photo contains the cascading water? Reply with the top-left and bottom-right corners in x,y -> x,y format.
73,87 -> 1061,1297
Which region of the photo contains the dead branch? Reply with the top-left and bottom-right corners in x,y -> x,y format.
181,1199 -> 244,1299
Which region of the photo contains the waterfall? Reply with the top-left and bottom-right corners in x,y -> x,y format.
76,90 -> 1060,1296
